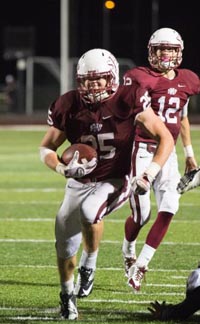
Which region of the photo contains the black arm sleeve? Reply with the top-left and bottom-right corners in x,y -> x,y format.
161,287 -> 200,320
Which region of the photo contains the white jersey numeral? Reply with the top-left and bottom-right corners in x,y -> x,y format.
158,96 -> 180,124
81,133 -> 116,160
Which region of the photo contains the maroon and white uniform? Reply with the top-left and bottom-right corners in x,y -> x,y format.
47,84 -> 150,259
124,67 -> 200,224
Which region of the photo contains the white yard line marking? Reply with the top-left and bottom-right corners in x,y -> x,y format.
1,218 -> 200,225
0,238 -> 200,246
0,264 -> 196,274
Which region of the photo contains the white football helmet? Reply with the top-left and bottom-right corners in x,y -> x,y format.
148,27 -> 184,71
76,48 -> 119,103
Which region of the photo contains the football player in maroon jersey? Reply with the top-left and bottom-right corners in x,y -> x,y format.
39,48 -> 174,319
121,28 -> 200,292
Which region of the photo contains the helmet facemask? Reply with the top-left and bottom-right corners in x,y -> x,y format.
77,72 -> 115,104
148,45 -> 183,72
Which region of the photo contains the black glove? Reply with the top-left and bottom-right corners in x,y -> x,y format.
148,300 -> 172,320
177,167 -> 200,194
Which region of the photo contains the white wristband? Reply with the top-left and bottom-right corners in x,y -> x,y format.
183,145 -> 194,158
55,163 -> 66,176
145,161 -> 161,180
39,146 -> 55,163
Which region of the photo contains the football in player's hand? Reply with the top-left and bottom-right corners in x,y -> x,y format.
60,143 -> 97,165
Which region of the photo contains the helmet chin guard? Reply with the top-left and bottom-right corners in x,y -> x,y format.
148,27 -> 184,72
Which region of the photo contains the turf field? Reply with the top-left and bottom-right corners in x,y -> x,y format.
0,126 -> 200,324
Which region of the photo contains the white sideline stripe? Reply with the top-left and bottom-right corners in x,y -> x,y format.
0,201 -> 60,205
0,125 -> 48,131
0,299 -> 186,310
0,239 -> 54,242
0,216 -> 200,223
2,317 -> 60,322
0,310 -> 153,323
0,188 -> 63,192
115,292 -> 185,296
0,264 -> 196,273
0,187 -> 199,194
0,238 -> 200,246
0,124 -> 200,130
1,200 -> 199,207
0,218 -> 51,221
2,310 -> 200,322
1,217 -> 200,224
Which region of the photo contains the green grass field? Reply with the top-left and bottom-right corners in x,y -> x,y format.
0,126 -> 200,324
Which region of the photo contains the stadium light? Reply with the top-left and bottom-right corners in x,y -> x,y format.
104,1 -> 115,10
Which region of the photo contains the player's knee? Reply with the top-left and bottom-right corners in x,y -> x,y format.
55,234 -> 82,259
161,195 -> 179,213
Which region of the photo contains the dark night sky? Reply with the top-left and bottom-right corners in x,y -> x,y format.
0,0 -> 200,83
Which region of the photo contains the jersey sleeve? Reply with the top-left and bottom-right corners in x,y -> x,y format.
46,91 -> 76,131
135,86 -> 151,112
46,100 -> 65,131
183,69 -> 200,94
123,67 -> 138,85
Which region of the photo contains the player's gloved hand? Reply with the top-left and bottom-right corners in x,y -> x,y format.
148,300 -> 165,319
177,167 -> 200,194
131,162 -> 161,195
148,300 -> 173,321
184,156 -> 198,174
131,173 -> 154,195
56,151 -> 97,178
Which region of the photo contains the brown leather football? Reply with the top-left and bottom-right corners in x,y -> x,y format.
60,143 -> 97,166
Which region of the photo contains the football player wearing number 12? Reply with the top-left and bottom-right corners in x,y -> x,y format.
122,28 -> 200,292
39,48 -> 174,320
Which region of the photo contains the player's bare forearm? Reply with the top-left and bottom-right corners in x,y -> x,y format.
180,116 -> 192,147
39,126 -> 66,170
136,108 -> 174,168
180,116 -> 198,171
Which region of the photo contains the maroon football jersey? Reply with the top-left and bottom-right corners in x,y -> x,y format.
47,84 -> 150,181
124,67 -> 200,143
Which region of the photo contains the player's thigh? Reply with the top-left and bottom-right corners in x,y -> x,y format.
130,190 -> 151,224
81,180 -> 123,224
154,151 -> 180,214
134,146 -> 153,175
55,179 -> 94,258
130,146 -> 153,223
